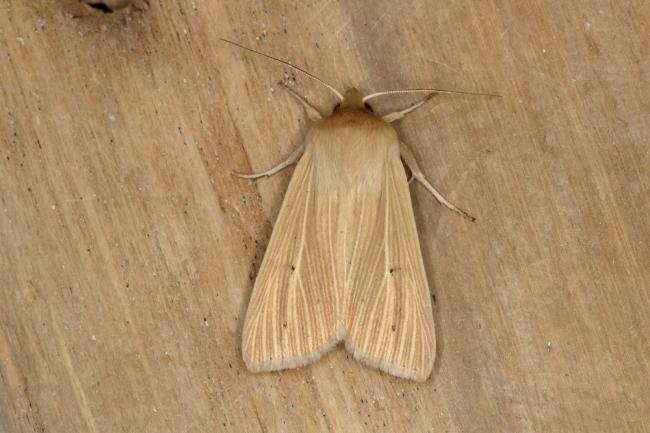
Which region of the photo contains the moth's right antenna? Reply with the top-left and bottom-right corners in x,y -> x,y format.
363,88 -> 501,103
220,38 -> 344,101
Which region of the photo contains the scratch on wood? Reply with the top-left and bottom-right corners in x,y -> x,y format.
51,312 -> 99,433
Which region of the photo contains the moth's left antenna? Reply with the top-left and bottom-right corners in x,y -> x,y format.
220,38 -> 344,101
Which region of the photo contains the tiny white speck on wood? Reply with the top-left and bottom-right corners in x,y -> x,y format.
223,39 -> 498,381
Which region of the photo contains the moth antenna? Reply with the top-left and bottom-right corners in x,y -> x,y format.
362,88 -> 501,103
221,38 -> 344,101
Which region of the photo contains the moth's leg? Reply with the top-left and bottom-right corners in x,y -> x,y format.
233,143 -> 305,179
400,141 -> 476,221
281,85 -> 323,121
382,94 -> 437,123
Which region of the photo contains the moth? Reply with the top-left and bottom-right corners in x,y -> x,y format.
225,40 -> 494,381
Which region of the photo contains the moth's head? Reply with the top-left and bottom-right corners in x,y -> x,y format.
333,88 -> 374,114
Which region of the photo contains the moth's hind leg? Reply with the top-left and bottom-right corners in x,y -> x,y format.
232,143 -> 305,179
400,141 -> 476,221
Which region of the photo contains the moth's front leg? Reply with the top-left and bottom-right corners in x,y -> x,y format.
382,94 -> 437,123
281,84 -> 323,121
399,141 -> 476,221
233,143 -> 305,180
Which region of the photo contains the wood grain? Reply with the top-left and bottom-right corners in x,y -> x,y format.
1,1 -> 648,432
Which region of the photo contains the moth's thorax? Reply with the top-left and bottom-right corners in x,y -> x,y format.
307,109 -> 399,193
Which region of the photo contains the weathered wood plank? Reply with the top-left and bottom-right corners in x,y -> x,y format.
1,1 -> 648,432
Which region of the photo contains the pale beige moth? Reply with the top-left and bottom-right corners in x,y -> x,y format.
226,40 -> 492,381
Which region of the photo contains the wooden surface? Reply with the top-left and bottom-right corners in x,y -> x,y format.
1,1 -> 648,432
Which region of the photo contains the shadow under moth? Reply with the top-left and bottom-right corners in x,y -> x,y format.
224,39 -> 496,381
